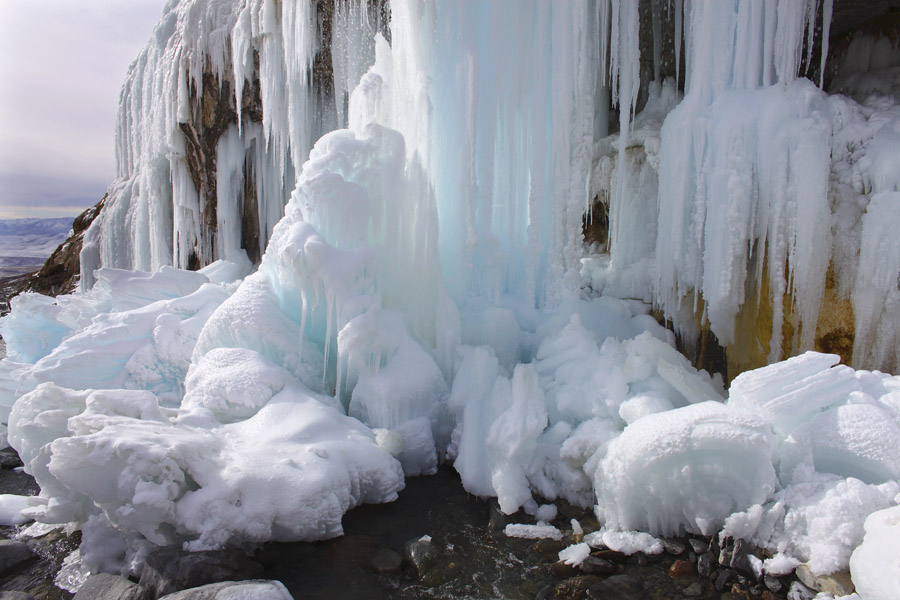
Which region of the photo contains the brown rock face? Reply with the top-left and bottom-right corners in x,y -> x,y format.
14,198 -> 105,298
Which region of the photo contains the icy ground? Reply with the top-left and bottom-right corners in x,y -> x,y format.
0,219 -> 72,279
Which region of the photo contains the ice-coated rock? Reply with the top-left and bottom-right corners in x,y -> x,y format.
596,402 -> 776,536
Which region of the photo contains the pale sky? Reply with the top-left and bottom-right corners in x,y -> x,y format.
0,0 -> 166,219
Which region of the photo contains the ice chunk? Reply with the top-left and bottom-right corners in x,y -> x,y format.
503,523 -> 563,541
597,402 -> 776,536
618,394 -> 674,425
535,503 -> 557,523
487,364 -> 548,514
558,542 -> 591,566
780,403 -> 900,485
849,504 -> 900,600
0,494 -> 32,526
584,529 -> 663,555
729,352 -> 859,438
724,470 -> 898,576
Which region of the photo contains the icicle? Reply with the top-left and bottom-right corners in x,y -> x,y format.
805,0 -> 819,75
651,0 -> 663,83
819,0 -> 832,88
674,0 -> 683,90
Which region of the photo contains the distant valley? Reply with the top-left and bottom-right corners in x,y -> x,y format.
0,217 -> 72,278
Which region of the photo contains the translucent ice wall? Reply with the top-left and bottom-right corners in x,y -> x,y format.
81,0 -> 381,287
370,0 -> 618,309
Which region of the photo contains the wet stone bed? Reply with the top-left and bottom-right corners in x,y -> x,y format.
0,462 -> 822,599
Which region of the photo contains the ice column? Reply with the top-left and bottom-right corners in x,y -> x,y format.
377,0 -> 604,309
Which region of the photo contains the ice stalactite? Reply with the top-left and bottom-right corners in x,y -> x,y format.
82,0 -> 382,287
651,0 -> 833,361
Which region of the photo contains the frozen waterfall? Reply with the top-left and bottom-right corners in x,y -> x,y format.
2,0 -> 900,597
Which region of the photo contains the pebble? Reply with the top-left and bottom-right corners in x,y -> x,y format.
0,540 -> 34,576
668,559 -> 696,579
370,548 -> 402,573
697,553 -> 714,577
764,574 -> 783,593
795,564 -> 855,596
403,536 -> 443,578
715,568 -> 734,591
682,581 -> 704,597
72,573 -> 148,600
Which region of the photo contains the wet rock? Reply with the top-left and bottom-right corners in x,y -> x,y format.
419,560 -> 460,587
552,575 -> 601,599
661,538 -> 686,556
795,564 -> 855,596
0,448 -> 23,469
592,548 -> 627,562
403,536 -> 443,578
715,568 -> 734,591
688,538 -> 708,554
73,573 -> 148,600
578,556 -> 617,576
586,574 -> 646,599
718,536 -> 736,567
157,579 -> 292,599
682,581 -> 704,597
697,553 -> 714,578
138,546 -> 263,598
370,548 -> 402,573
764,574 -> 783,593
0,540 -> 35,576
668,559 -> 696,579
534,538 -> 566,558
488,500 -> 507,533
550,561 -> 579,579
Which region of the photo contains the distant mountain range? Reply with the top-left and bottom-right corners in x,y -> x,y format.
0,217 -> 73,277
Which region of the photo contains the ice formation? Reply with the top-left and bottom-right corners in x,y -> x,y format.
1,0 -> 900,595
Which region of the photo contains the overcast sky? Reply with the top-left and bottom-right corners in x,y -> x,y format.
0,0 -> 166,219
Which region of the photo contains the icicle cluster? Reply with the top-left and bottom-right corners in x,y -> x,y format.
81,0 -> 381,287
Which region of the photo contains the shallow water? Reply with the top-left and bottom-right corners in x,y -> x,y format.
255,467 -> 704,600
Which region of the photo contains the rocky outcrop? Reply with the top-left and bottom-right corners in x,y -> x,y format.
12,200 -> 104,299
